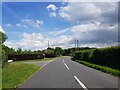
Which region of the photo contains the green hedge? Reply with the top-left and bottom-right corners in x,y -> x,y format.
73,49 -> 95,61
73,46 -> 120,70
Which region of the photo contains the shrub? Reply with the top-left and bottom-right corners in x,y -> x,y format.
73,46 -> 120,70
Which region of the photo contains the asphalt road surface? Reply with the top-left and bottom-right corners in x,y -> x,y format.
19,56 -> 119,89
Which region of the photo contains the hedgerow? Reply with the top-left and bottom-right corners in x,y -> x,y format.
73,46 -> 120,70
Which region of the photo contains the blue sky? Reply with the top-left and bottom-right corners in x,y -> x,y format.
2,2 -> 73,39
1,2 -> 118,50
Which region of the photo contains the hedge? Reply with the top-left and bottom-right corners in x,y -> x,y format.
8,54 -> 44,61
73,46 -> 120,70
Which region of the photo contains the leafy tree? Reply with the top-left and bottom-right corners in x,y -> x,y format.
0,31 -> 7,44
0,31 -> 8,67
2,45 -> 15,55
47,49 -> 54,54
16,48 -> 22,54
54,47 -> 63,56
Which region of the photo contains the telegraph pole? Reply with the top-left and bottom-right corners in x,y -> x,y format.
75,39 -> 76,49
77,39 -> 79,51
75,39 -> 77,52
48,40 -> 49,48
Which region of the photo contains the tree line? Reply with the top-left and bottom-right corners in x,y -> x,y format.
1,31 -> 119,70
1,31 -> 94,67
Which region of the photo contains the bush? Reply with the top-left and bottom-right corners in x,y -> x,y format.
73,46 -> 120,70
91,46 -> 120,69
73,49 -> 95,61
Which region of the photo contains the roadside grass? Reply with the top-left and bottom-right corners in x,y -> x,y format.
76,60 -> 120,76
2,62 -> 40,89
20,58 -> 54,62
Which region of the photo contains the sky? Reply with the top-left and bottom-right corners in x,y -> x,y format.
1,1 -> 119,50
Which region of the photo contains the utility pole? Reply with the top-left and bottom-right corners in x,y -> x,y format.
75,39 -> 76,49
48,40 -> 49,48
75,39 -> 77,53
77,39 -> 79,50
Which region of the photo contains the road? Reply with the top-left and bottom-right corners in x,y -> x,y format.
19,56 -> 119,89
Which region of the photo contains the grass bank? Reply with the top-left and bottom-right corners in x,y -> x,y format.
76,60 -> 120,76
20,58 -> 54,62
2,62 -> 40,89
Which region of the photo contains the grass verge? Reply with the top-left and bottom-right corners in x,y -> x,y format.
76,60 -> 120,76
2,62 -> 40,89
20,58 -> 53,62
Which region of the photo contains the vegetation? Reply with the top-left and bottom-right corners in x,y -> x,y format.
76,60 -> 120,76
20,58 -> 53,62
2,62 -> 40,88
54,47 -> 64,56
0,31 -> 7,44
0,31 -> 8,67
73,46 -> 120,70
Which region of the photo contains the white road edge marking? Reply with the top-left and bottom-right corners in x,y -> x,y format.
41,60 -> 53,69
64,63 -> 69,70
74,76 -> 88,90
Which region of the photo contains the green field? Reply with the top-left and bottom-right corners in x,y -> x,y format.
2,62 -> 40,89
76,60 -> 120,76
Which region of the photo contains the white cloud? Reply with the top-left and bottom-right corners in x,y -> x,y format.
0,26 -> 5,33
6,24 -> 12,27
79,42 -> 118,48
70,22 -> 118,43
4,2 -> 118,50
47,4 -> 57,11
22,32 -> 45,41
51,35 -> 72,46
21,19 -> 43,28
49,12 -> 56,17
4,32 -> 47,50
47,4 -> 58,17
4,32 -> 72,50
49,28 -> 70,36
59,2 -> 117,24
16,23 -> 28,28
16,24 -> 21,27
59,3 -> 101,22
23,25 -> 28,28
4,21 -> 118,50
35,20 -> 43,27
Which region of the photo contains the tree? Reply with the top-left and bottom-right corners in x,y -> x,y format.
0,31 -> 8,67
54,47 -> 63,56
47,49 -> 54,54
0,31 -> 7,44
2,45 -> 15,55
16,48 -> 22,54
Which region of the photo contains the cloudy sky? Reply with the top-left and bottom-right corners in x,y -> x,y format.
1,1 -> 119,50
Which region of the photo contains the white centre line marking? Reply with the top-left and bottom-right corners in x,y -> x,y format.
74,76 -> 88,90
63,59 -> 64,63
64,63 -> 69,70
